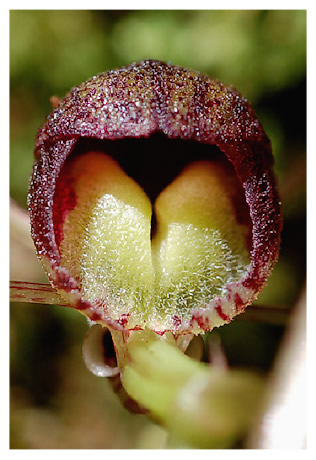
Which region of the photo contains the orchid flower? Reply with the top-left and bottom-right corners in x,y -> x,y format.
27,60 -> 282,447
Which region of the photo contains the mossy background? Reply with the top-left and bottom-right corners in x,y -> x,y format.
10,10 -> 306,449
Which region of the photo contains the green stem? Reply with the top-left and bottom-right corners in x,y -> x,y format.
121,330 -> 264,448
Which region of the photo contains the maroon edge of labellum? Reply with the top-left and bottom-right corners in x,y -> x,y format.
28,60 -> 282,334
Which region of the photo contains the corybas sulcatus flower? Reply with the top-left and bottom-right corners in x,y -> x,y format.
28,60 -> 282,337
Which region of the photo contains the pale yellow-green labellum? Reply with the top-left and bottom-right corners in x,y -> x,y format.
59,151 -> 250,330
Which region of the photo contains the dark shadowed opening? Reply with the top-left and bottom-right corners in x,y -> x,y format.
102,328 -> 117,368
66,133 -> 252,245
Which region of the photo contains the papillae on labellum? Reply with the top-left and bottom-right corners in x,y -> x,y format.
28,60 -> 282,366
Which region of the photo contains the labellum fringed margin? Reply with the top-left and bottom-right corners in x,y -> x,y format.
28,60 -> 282,336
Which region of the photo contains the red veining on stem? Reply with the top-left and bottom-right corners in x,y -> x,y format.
31,297 -> 46,303
13,294 -> 25,299
11,282 -> 55,293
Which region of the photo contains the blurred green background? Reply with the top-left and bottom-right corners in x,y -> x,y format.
10,10 -> 306,449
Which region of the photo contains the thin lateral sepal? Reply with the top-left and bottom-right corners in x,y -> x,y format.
10,280 -> 68,306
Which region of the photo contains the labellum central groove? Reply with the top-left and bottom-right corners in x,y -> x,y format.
28,60 -> 282,337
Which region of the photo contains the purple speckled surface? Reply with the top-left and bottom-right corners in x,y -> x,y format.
28,60 -> 282,334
